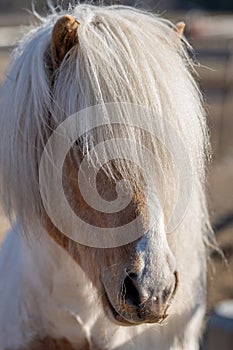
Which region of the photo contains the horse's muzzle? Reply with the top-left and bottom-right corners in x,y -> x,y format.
104,270 -> 179,326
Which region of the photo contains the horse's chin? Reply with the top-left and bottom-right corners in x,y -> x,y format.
103,290 -> 138,326
102,287 -> 167,327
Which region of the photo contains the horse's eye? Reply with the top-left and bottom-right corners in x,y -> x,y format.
74,139 -> 86,155
75,139 -> 82,148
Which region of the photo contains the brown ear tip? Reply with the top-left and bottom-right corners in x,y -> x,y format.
175,21 -> 186,36
53,14 -> 80,32
62,14 -> 80,26
176,21 -> 185,28
63,14 -> 76,21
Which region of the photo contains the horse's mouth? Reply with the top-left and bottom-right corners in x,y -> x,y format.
103,290 -> 136,326
102,286 -> 168,327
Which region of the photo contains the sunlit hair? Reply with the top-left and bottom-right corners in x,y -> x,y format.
0,4 -> 211,244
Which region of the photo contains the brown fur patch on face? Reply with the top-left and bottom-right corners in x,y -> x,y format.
18,336 -> 89,350
62,156 -> 149,229
44,145 -> 149,269
42,137 -> 149,323
44,138 -> 149,249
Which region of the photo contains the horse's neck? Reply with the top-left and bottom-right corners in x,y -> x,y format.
0,224 -> 103,349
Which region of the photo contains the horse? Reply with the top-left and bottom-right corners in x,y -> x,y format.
0,4 -> 212,350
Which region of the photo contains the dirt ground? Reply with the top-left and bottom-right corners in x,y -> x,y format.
0,25 -> 232,318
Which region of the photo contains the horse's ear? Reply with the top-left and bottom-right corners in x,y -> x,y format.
172,21 -> 185,47
174,21 -> 185,38
51,14 -> 79,69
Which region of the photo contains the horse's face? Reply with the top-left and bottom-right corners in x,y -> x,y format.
46,142 -> 178,326
44,14 -> 182,326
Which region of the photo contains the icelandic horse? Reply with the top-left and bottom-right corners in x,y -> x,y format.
0,5 -> 211,350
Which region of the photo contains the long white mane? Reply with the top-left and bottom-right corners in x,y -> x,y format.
0,4 -> 210,241
0,5 -> 214,349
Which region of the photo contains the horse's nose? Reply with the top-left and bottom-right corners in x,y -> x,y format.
122,270 -> 178,309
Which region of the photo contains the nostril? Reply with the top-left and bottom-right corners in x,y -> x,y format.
122,273 -> 141,307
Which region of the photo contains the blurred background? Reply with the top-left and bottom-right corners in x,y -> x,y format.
0,0 -> 233,348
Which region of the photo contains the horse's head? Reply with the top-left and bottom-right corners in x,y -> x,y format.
44,12 -> 184,326
0,6 -> 209,331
